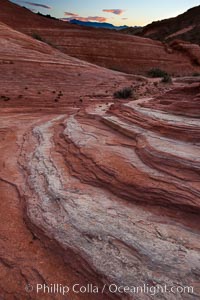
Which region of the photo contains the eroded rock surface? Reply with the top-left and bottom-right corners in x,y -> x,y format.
0,14 -> 200,300
18,89 -> 200,300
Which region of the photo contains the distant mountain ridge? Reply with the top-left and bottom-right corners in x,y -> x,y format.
69,19 -> 128,30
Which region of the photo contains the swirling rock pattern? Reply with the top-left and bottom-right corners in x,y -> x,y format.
19,91 -> 200,300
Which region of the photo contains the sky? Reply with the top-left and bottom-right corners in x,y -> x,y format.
11,0 -> 200,26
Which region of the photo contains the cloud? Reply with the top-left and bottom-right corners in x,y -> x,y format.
80,16 -> 107,22
122,18 -> 128,20
64,12 -> 79,17
102,9 -> 125,15
17,1 -> 52,9
61,16 -> 107,23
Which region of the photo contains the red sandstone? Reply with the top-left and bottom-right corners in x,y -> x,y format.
0,2 -> 200,300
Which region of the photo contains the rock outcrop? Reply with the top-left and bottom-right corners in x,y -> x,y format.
0,19 -> 200,300
1,0 -> 200,75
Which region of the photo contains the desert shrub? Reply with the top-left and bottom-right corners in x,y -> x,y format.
192,58 -> 200,66
148,68 -> 168,78
37,12 -> 56,20
31,33 -> 54,47
1,95 -> 10,101
192,72 -> 200,76
114,87 -> 133,99
161,74 -> 172,83
31,33 -> 44,42
110,67 -> 122,72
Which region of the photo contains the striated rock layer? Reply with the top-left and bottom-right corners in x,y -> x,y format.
0,22 -> 143,113
1,0 -> 200,75
0,16 -> 200,300
18,86 -> 200,300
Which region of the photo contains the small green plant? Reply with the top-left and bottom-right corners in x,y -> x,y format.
148,68 -> 168,78
161,74 -> 172,83
113,87 -> 133,99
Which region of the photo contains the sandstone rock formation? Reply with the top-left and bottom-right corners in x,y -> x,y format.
0,18 -> 200,300
1,0 -> 200,76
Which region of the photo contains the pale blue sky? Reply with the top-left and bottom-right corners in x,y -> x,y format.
11,0 -> 200,26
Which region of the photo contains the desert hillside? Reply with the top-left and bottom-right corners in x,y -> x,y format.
0,0 -> 200,75
138,5 -> 200,45
0,22 -> 141,112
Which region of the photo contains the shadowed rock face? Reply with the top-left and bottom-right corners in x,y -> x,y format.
1,0 -> 200,76
138,5 -> 200,45
0,19 -> 200,300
